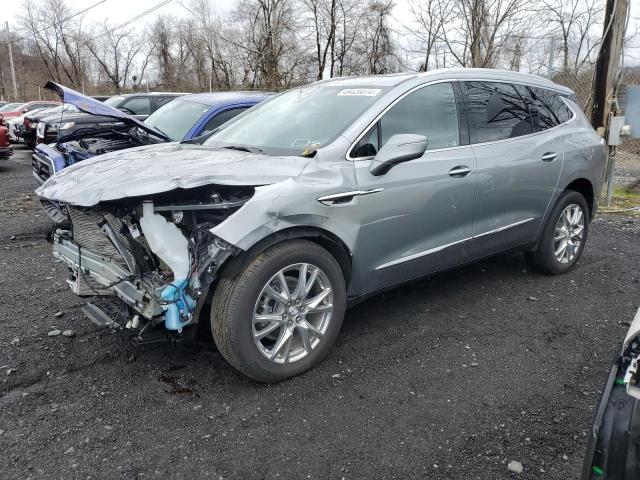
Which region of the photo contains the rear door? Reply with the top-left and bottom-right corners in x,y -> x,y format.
462,81 -> 563,255
351,81 -> 477,292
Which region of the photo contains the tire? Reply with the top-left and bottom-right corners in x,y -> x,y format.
211,240 -> 346,383
525,190 -> 590,275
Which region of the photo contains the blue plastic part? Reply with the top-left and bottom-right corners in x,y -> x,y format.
34,143 -> 67,173
160,279 -> 196,331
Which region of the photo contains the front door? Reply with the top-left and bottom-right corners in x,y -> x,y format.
349,82 -> 477,293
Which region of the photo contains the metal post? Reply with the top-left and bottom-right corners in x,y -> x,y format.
548,37 -> 556,79
5,22 -> 18,101
606,151 -> 616,206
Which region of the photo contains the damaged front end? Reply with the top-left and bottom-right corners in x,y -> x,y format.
52,184 -> 252,341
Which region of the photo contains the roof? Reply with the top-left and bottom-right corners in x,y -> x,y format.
173,91 -> 273,108
117,92 -> 191,97
315,68 -> 574,94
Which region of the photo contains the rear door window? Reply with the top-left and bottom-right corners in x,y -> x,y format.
121,97 -> 151,115
462,81 -> 533,144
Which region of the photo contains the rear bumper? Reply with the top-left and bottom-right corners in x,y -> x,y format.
52,231 -> 164,319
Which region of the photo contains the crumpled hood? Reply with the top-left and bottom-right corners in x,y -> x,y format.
45,81 -> 170,141
35,142 -> 311,206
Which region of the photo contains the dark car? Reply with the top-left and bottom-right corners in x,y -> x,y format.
581,307 -> 640,479
35,91 -> 186,145
21,104 -> 80,149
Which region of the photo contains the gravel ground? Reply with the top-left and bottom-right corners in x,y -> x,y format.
1,145 -> 639,480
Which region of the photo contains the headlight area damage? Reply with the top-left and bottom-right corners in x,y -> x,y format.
50,184 -> 252,343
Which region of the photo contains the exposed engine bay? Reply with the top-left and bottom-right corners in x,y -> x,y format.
59,132 -> 149,160
52,184 -> 253,341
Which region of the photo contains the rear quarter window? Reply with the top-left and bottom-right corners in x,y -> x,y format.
525,87 -> 573,131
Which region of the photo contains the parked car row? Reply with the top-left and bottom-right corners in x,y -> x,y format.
33,68 -> 607,383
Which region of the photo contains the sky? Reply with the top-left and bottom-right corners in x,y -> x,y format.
1,0 -> 638,66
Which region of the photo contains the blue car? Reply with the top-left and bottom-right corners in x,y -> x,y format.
32,83 -> 272,185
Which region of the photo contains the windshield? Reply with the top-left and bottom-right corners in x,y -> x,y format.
204,85 -> 388,155
104,96 -> 125,107
144,98 -> 210,141
0,103 -> 21,112
39,104 -> 79,116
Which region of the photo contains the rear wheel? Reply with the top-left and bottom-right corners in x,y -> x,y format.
211,240 -> 346,383
525,190 -> 589,274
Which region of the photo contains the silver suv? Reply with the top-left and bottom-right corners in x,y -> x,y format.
37,68 -> 606,382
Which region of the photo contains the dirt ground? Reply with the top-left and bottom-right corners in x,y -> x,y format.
1,145 -> 639,480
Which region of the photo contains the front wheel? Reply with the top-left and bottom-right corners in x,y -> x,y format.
525,190 -> 589,275
211,240 -> 346,383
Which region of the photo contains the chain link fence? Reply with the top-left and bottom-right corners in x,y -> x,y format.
552,66 -> 640,198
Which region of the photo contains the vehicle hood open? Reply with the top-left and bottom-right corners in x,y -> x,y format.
45,81 -> 170,141
35,143 -> 311,206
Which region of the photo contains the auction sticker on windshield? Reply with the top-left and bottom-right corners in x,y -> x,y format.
337,89 -> 381,96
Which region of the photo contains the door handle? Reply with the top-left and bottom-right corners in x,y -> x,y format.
448,166 -> 472,177
542,152 -> 558,162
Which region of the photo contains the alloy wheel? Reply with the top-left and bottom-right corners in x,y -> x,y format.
252,263 -> 333,364
553,203 -> 585,264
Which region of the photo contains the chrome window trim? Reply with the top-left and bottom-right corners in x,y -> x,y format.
346,78 -> 577,162
375,217 -> 536,270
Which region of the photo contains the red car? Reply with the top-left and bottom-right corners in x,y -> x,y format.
0,100 -> 60,125
0,126 -> 13,160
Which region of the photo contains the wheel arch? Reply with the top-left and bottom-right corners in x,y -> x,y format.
563,177 -> 595,219
219,226 -> 353,287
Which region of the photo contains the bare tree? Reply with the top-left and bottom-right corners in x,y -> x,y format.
18,0 -> 88,87
302,0 -> 338,80
409,0 -> 452,71
363,0 -> 396,74
541,0 -> 603,75
85,23 -> 148,92
439,0 -> 527,68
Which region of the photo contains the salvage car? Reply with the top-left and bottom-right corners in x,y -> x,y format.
0,100 -> 60,123
36,69 -> 606,382
21,103 -> 80,149
34,90 -> 185,146
0,125 -> 13,160
32,83 -> 270,188
0,103 -> 22,112
6,107 -> 51,143
581,306 -> 640,479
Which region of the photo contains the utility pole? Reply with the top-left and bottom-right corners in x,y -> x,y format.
5,22 -> 18,101
591,0 -> 628,130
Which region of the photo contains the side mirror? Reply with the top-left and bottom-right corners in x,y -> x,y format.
369,134 -> 428,176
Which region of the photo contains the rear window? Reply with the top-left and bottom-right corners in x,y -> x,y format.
462,81 -> 532,144
525,87 -> 573,131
